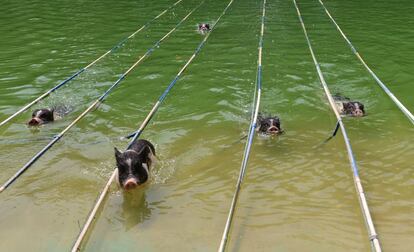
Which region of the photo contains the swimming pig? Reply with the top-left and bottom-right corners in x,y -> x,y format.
333,95 -> 365,117
198,23 -> 210,33
28,109 -> 54,126
114,139 -> 156,191
257,113 -> 282,135
27,105 -> 72,126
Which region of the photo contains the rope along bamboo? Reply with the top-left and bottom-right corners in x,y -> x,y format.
318,0 -> 413,125
293,0 -> 381,251
0,1 -> 205,193
70,1 -> 235,251
218,0 -> 265,251
0,0 -> 184,128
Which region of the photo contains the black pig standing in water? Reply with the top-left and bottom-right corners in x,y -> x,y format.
115,139 -> 156,191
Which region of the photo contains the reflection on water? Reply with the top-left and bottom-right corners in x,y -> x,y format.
120,189 -> 152,230
0,0 -> 413,251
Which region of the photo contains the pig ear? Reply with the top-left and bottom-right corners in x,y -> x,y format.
114,147 -> 123,160
257,112 -> 263,121
32,109 -> 39,117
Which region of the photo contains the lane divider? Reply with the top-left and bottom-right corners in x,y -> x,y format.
293,0 -> 381,251
218,0 -> 266,251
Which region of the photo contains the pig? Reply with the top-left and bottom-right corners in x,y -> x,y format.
333,95 -> 365,117
28,109 -> 54,126
257,113 -> 282,135
198,23 -> 210,34
114,139 -> 156,190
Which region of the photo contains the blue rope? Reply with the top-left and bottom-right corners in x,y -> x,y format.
0,0 -> 184,128
218,0 -> 266,251
0,1 -> 204,193
293,0 -> 381,251
159,76 -> 180,102
50,69 -> 85,92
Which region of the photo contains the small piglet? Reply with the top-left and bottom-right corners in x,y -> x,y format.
257,113 -> 282,135
198,23 -> 210,33
28,109 -> 54,126
114,139 -> 156,191
333,95 -> 365,117
342,102 -> 365,117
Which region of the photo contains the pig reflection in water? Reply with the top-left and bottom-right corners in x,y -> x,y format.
119,190 -> 152,230
115,139 -> 156,191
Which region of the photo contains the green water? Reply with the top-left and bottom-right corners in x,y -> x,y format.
0,0 -> 413,251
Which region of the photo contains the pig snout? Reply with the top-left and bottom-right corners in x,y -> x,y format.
267,126 -> 279,134
353,110 -> 364,117
123,178 -> 138,190
28,118 -> 42,126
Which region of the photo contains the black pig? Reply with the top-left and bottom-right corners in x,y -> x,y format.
257,113 -> 282,135
28,109 -> 54,126
115,139 -> 156,191
198,23 -> 210,34
333,95 -> 365,117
